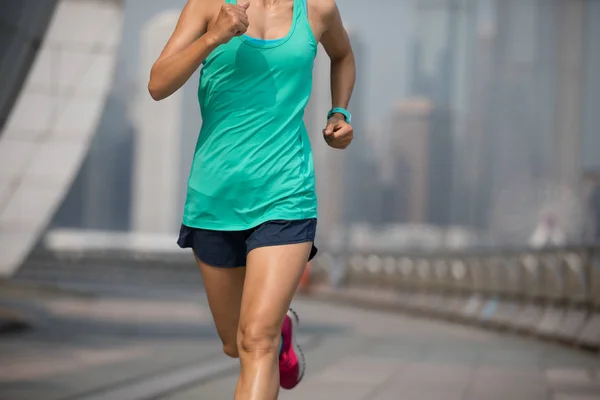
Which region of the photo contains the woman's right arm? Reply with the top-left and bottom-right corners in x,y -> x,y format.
148,0 -> 249,101
148,0 -> 248,101
148,0 -> 213,101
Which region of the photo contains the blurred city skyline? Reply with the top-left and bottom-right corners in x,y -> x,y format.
51,0 -> 600,249
3,3 -> 600,396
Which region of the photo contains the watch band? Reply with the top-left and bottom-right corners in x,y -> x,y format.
327,107 -> 351,123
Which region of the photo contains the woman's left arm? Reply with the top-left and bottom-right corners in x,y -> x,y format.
319,0 -> 356,149
321,1 -> 355,112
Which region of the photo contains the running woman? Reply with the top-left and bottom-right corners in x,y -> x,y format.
148,0 -> 355,398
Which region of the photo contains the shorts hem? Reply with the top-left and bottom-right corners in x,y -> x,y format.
246,239 -> 316,259
190,250 -> 246,269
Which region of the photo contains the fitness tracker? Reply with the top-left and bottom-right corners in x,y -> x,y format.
327,107 -> 351,123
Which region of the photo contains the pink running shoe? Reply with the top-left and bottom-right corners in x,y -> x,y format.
279,308 -> 305,390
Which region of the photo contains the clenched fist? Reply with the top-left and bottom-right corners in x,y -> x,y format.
210,2 -> 250,45
323,115 -> 353,149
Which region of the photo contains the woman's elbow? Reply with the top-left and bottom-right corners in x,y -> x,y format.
147,67 -> 167,101
148,86 -> 164,101
148,79 -> 166,101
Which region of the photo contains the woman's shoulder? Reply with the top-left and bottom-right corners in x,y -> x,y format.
306,0 -> 337,18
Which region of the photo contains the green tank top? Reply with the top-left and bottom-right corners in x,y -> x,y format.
182,0 -> 318,230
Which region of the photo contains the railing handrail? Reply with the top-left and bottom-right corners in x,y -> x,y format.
321,243 -> 600,259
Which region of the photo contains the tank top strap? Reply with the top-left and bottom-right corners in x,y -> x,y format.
294,0 -> 317,46
294,0 -> 308,19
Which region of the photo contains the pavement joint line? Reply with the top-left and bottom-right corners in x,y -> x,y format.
70,335 -> 318,400
76,358 -> 239,400
58,351 -> 225,400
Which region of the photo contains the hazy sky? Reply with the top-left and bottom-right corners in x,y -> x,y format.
115,0 -> 416,127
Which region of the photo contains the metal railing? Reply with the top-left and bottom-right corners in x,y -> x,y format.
312,244 -> 600,350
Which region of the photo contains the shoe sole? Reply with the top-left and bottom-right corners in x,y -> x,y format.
288,308 -> 306,384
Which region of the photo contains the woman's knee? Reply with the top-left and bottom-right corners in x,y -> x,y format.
237,321 -> 280,356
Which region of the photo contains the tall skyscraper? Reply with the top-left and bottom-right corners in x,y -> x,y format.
389,98 -> 453,225
554,0 -> 585,190
455,7 -> 495,229
131,10 -> 183,234
391,99 -> 432,223
582,0 -> 600,172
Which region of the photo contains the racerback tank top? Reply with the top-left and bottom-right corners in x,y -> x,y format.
182,0 -> 318,230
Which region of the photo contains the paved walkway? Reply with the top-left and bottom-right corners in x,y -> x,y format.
1,281 -> 599,400
168,300 -> 600,400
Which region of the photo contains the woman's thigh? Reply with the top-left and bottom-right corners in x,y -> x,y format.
195,254 -> 246,350
238,243 -> 312,341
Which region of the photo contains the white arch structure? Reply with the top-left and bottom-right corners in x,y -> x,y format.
0,0 -> 124,276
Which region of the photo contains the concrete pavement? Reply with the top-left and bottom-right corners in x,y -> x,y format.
168,300 -> 600,400
1,279 -> 599,400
